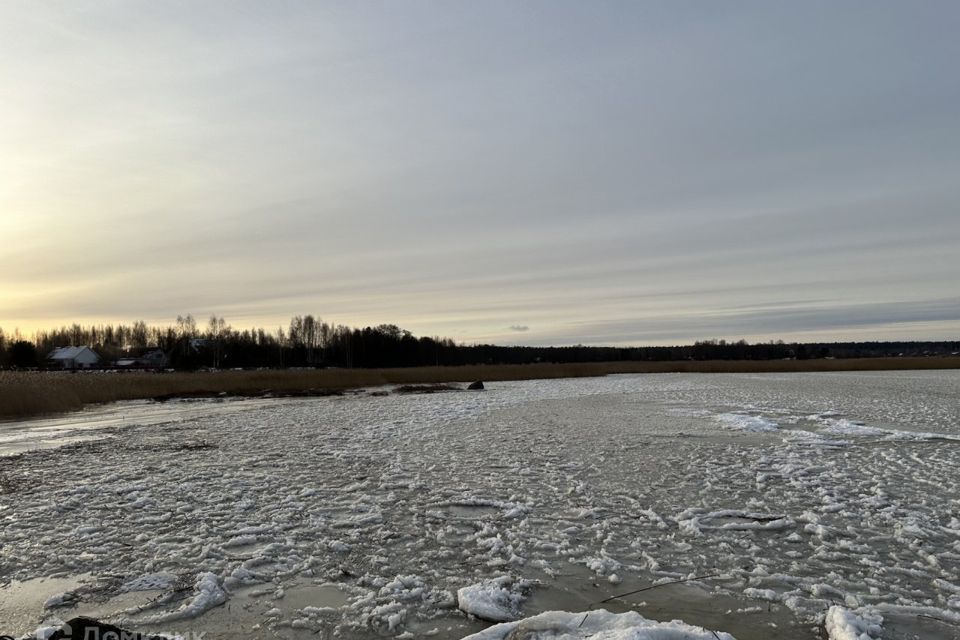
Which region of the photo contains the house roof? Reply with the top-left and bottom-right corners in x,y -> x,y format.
48,346 -> 99,360
119,347 -> 164,357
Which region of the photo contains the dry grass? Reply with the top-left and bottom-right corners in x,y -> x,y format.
394,383 -> 464,394
1,357 -> 958,420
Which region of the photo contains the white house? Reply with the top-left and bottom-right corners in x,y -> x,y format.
47,346 -> 101,370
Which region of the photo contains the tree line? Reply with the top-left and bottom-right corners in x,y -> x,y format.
0,316 -> 956,370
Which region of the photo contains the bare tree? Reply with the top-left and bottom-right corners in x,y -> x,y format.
176,314 -> 198,339
131,321 -> 149,349
207,315 -> 228,368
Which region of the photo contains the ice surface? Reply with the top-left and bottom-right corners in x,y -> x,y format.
42,591 -> 78,609
2,371 -> 959,639
714,413 -> 779,432
457,576 -> 527,622
823,606 -> 882,640
459,609 -> 736,639
119,573 -> 178,593
141,573 -> 227,623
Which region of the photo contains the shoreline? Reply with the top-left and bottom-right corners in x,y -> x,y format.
1,356 -> 958,420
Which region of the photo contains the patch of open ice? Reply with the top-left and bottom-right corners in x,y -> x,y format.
881,429 -> 960,442
119,572 -> 178,593
823,606 -> 883,640
816,418 -> 886,437
583,554 -> 622,576
677,509 -> 793,535
809,413 -> 960,442
457,576 -> 528,622
460,609 -> 736,639
31,623 -> 64,640
42,592 -> 77,609
714,413 -> 779,432
141,572 -> 226,623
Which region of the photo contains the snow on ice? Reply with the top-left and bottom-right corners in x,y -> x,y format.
459,609 -> 736,640
823,606 -> 883,640
456,576 -> 529,622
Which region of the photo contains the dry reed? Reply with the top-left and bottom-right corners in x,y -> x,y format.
1,357 -> 957,420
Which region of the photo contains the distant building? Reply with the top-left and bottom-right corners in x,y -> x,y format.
115,348 -> 170,369
47,346 -> 101,370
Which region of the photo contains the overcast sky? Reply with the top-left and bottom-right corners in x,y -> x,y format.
1,1 -> 958,345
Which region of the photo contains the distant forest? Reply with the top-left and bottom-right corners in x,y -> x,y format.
0,314 -> 957,370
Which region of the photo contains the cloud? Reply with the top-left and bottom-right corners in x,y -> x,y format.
548,297 -> 960,346
1,3 -> 959,343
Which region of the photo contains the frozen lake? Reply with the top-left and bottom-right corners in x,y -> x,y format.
1,371 -> 959,639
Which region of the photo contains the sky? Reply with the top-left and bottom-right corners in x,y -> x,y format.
1,1 -> 958,346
